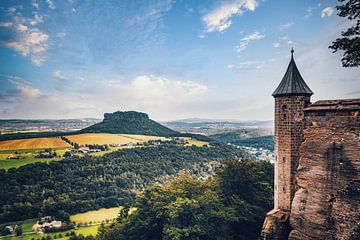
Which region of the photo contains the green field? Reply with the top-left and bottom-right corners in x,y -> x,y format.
1,218 -> 37,234
1,225 -> 98,240
70,207 -> 122,224
0,207 -> 123,240
0,148 -> 71,170
184,138 -> 209,147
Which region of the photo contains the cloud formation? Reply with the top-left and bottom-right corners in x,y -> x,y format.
321,7 -> 334,18
52,70 -> 67,80
203,0 -> 257,33
279,22 -> 294,31
235,31 -> 265,53
0,74 -> 209,120
0,6 -> 48,66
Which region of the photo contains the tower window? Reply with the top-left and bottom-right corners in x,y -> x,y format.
282,105 -> 287,112
283,187 -> 286,192
283,157 -> 285,162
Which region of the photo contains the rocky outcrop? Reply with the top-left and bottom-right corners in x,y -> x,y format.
289,111 -> 360,240
261,209 -> 290,240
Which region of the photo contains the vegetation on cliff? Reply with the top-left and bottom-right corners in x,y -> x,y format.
98,159 -> 274,240
80,111 -> 178,136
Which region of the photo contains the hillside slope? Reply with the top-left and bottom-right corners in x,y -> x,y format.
80,111 -> 178,136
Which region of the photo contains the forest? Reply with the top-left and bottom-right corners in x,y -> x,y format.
97,159 -> 274,240
0,143 -> 244,223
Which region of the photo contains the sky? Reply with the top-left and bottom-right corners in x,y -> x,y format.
0,0 -> 359,121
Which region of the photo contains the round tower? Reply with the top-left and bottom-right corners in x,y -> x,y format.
272,49 -> 313,210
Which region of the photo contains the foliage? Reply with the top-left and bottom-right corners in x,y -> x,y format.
329,0 -> 360,67
100,159 -> 274,240
210,133 -> 274,151
0,143 -> 243,223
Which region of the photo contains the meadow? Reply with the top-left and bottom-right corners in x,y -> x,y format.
1,207 -> 123,240
0,148 -> 71,170
66,133 -> 169,146
0,225 -> 98,240
70,207 -> 122,225
183,138 -> 209,147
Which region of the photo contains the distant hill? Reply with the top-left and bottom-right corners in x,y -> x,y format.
80,111 -> 178,136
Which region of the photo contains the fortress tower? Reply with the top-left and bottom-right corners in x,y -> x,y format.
272,49 -> 313,211
262,49 -> 359,240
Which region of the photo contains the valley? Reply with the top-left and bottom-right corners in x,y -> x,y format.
0,111 -> 271,240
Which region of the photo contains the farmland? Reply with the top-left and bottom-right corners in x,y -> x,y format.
0,138 -> 71,150
0,207 -> 124,240
0,148 -> 71,170
1,225 -> 98,240
65,133 -> 169,146
70,207 -> 122,225
0,133 -> 208,169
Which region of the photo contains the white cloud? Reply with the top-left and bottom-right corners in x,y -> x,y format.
273,42 -> 280,48
235,31 -> 265,53
228,60 -> 267,70
52,70 -> 68,80
305,6 -> 316,18
279,22 -> 293,31
5,76 -> 41,99
32,0 -> 39,10
29,15 -> 43,26
46,0 -> 56,10
202,0 -> 258,33
0,22 -> 13,28
4,28 -> 49,66
0,75 -> 210,120
321,7 -> 334,18
15,24 -> 28,32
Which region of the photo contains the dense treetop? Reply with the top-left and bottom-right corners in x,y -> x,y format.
0,143 -> 244,223
99,159 -> 274,240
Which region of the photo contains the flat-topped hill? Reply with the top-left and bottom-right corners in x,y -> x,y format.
80,111 -> 178,136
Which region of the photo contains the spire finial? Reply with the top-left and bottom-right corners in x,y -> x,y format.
291,47 -> 294,57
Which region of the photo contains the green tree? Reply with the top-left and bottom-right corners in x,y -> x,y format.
330,0 -> 360,67
99,159 -> 274,240
15,225 -> 22,236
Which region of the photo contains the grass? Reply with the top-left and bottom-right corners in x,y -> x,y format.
0,138 -> 71,150
0,148 -> 71,170
70,207 -> 122,224
184,138 -> 208,147
1,219 -> 37,234
0,207 -> 123,240
66,133 -> 169,146
0,225 -> 99,240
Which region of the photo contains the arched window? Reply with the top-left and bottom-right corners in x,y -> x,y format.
282,105 -> 287,112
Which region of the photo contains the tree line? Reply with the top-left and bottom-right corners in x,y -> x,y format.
0,143 -> 244,223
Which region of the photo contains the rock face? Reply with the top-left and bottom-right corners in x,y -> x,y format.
261,209 -> 291,240
262,99 -> 360,240
289,103 -> 360,240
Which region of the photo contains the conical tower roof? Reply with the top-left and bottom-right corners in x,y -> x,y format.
272,49 -> 313,97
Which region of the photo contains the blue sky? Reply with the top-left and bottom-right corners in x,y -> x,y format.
0,0 -> 358,121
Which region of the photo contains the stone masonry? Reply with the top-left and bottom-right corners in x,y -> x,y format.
261,51 -> 360,240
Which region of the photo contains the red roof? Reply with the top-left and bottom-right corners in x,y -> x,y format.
304,99 -> 360,111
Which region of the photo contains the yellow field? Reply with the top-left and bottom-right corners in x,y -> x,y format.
183,138 -> 208,147
70,207 -> 122,224
66,133 -> 169,146
0,138 -> 71,150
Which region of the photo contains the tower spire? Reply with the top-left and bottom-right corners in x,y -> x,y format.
272,48 -> 313,97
